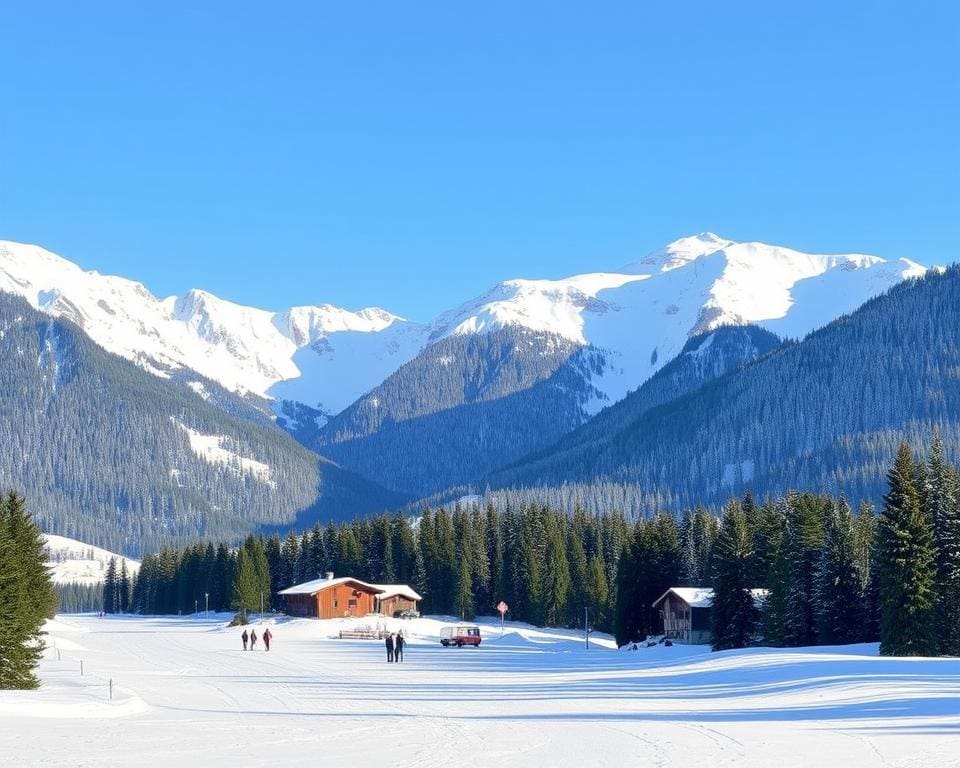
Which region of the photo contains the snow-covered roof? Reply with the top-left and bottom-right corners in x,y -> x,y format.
277,576 -> 380,596
277,577 -> 421,601
651,587 -> 769,609
372,584 -> 423,602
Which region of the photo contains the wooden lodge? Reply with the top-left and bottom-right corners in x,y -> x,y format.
651,587 -> 769,645
278,573 -> 422,620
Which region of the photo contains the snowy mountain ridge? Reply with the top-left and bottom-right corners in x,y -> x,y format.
0,234 -> 927,422
0,240 -> 427,416
428,232 -> 926,412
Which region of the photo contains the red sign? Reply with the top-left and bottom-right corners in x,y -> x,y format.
497,601 -> 508,615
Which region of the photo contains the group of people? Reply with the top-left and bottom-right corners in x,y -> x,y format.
385,631 -> 405,662
241,627 -> 272,651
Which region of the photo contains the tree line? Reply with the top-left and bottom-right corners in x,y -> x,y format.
129,507 -> 627,633
659,434 -> 959,657
125,432 -> 960,659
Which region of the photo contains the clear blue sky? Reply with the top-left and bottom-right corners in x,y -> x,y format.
1,2 -> 957,320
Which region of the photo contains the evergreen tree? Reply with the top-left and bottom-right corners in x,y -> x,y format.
878,443 -> 937,656
783,493 -> 826,646
280,532 -> 301,592
264,535 -> 282,603
710,501 -> 758,651
119,559 -> 131,613
0,491 -> 58,689
541,517 -> 571,627
102,557 -> 118,614
231,546 -> 260,617
815,498 -> 861,644
925,433 -> 960,655
585,554 -> 610,631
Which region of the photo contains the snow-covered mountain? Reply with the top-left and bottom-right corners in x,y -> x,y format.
428,232 -> 927,412
0,240 -> 428,417
0,234 -> 927,425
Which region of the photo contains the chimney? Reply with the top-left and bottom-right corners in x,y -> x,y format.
324,571 -> 334,581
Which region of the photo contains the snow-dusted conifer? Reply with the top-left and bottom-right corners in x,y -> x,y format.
710,501 -> 758,650
878,443 -> 937,656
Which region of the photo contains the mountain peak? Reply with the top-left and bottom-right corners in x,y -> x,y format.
624,232 -> 735,274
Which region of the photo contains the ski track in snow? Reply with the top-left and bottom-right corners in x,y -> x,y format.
3,614 -> 960,767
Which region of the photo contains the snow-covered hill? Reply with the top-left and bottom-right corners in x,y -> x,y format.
0,234 -> 927,422
429,232 -> 927,411
42,535 -> 140,585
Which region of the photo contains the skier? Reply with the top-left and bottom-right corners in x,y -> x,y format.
385,632 -> 395,662
395,631 -> 404,662
241,629 -> 249,651
263,627 -> 272,652
250,628 -> 258,650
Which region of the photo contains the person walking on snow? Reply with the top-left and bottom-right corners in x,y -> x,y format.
395,631 -> 404,662
241,629 -> 249,651
385,632 -> 394,662
263,627 -> 272,652
250,628 -> 258,650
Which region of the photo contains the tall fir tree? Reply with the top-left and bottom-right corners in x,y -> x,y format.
231,546 -> 260,617
878,443 -> 937,656
0,491 -> 58,689
783,493 -> 826,646
925,433 -> 960,655
814,498 -> 861,644
710,501 -> 758,651
102,557 -> 118,614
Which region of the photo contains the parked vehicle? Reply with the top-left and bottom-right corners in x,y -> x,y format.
440,624 -> 482,647
398,609 -> 420,619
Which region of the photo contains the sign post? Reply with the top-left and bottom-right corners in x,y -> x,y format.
497,601 -> 509,635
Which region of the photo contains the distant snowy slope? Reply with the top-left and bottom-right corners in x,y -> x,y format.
43,535 -> 140,586
0,240 -> 427,416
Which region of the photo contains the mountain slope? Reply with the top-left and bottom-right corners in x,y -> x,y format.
424,232 -> 926,413
490,267 -> 958,509
0,293 -> 401,554
492,324 -> 782,486
0,240 -> 427,418
316,327 -> 606,495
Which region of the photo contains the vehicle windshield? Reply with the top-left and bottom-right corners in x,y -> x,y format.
467,628 -> 479,636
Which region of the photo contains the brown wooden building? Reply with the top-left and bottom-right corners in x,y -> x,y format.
278,573 -> 422,620
374,585 -> 422,617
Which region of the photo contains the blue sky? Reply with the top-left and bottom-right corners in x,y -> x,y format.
1,2 -> 957,320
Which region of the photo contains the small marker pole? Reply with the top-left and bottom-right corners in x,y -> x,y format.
109,678 -> 113,700
80,659 -> 84,676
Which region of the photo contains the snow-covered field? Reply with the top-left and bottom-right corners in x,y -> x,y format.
3,614 -> 960,767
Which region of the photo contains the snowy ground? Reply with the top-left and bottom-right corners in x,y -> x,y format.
3,614 -> 960,767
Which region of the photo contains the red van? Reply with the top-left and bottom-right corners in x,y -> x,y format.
440,624 -> 482,647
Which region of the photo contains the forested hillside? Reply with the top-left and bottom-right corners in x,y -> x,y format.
491,268 -> 960,510
316,328 -> 606,496
496,325 -> 781,485
0,293 -> 401,554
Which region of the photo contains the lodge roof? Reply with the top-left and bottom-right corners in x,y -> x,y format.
277,576 -> 421,602
372,584 -> 423,602
277,576 -> 380,596
651,587 -> 769,609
